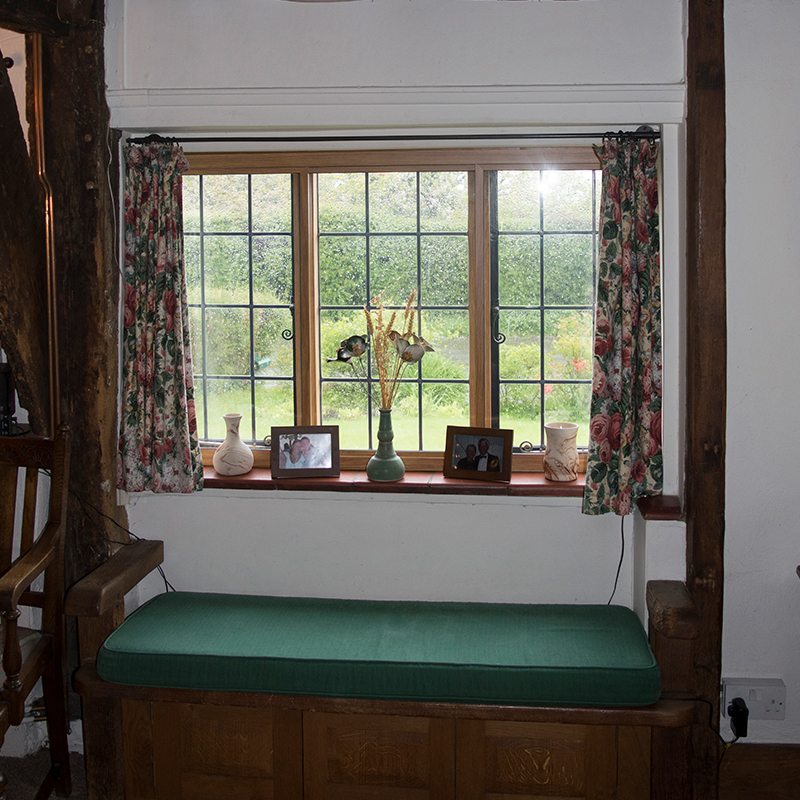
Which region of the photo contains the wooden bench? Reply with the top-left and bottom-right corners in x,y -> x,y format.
66,540 -> 700,800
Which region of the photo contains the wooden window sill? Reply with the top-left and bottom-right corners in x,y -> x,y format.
202,468 -> 586,497
201,468 -> 681,515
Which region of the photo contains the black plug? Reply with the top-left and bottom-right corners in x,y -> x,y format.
728,696 -> 749,739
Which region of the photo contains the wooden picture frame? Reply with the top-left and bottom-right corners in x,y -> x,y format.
443,426 -> 513,482
270,426 -> 340,479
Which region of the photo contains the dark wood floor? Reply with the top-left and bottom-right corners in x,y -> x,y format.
0,750 -> 86,800
0,742 -> 798,799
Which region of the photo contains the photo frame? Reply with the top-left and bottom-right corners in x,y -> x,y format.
443,426 -> 513,482
270,426 -> 340,479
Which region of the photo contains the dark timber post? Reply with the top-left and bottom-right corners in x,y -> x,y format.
685,1 -> 727,797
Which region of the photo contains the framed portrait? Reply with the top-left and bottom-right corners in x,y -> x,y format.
442,426 -> 513,482
270,426 -> 340,479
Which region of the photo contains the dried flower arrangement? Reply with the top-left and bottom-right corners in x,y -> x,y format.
327,291 -> 434,411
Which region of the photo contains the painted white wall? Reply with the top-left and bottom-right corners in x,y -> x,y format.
723,0 -> 800,745
107,0 -> 686,132
114,0 -> 687,625
108,0 -> 800,750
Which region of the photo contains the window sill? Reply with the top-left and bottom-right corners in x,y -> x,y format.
202,468 -> 586,498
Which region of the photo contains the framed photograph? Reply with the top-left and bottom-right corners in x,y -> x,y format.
443,426 -> 513,482
270,426 -> 340,479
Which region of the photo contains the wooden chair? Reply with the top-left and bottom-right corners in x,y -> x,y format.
0,427 -> 71,799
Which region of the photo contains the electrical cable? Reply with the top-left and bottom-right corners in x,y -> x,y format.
607,515 -> 625,604
40,469 -> 175,592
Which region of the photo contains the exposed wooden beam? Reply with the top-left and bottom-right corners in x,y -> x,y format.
0,0 -> 69,37
685,0 -> 727,797
32,10 -> 128,583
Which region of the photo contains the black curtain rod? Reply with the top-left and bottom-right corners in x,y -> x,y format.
127,126 -> 660,145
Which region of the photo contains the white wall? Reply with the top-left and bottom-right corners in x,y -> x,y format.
107,0 -> 686,133
110,0 -> 698,730
113,0 -> 687,618
723,0 -> 800,745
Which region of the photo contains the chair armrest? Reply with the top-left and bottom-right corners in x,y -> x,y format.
0,521 -> 60,612
65,539 -> 165,618
646,580 -> 699,640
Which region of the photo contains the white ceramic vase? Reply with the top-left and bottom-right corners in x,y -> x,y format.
543,422 -> 579,482
212,413 -> 254,476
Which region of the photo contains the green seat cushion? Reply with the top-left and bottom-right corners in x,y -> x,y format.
97,592 -> 660,707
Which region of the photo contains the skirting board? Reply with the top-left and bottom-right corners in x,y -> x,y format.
719,744 -> 800,800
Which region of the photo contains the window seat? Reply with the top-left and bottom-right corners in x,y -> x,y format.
96,591 -> 661,708
68,541 -> 698,798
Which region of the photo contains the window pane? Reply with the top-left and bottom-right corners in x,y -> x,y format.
420,172 -> 468,233
202,175 -> 249,233
386,390 -> 421,450
497,171 -> 540,231
183,175 -> 200,232
319,236 -> 367,306
420,235 -> 468,306
542,170 -> 594,231
369,236 -> 416,302
498,235 -> 540,306
321,382 -> 369,449
319,173 -> 366,233
320,309 -> 371,380
189,307 -> 203,370
253,308 -> 294,378
544,383 -> 591,446
251,174 -> 292,232
543,310 -> 593,382
204,378 -> 252,440
204,307 -> 251,376
184,235 -> 201,303
498,310 -> 540,373
369,173 -> 417,233
543,234 -> 594,306
422,383 -> 469,450
255,381 -> 294,434
253,236 -> 293,304
499,384 -> 542,447
419,309 -> 469,381
204,235 -> 250,305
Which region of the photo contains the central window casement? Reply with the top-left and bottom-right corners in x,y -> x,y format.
184,149 -> 600,470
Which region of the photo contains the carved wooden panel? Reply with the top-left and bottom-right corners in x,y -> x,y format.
122,698 -> 155,799
617,726 -> 651,800
127,700 -> 302,800
456,720 -> 618,799
303,711 -> 455,800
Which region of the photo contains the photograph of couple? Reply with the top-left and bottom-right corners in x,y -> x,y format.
453,436 -> 502,473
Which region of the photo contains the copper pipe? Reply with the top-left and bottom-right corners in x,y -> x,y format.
29,33 -> 60,437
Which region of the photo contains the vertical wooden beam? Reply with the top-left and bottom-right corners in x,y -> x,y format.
33,5 -> 129,582
685,0 -> 727,797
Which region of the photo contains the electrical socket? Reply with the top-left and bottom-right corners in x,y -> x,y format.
722,678 -> 786,720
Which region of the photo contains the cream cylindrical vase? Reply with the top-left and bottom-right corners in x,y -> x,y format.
543,422 -> 579,482
212,413 -> 254,476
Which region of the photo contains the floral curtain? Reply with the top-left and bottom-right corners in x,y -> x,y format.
582,137 -> 662,516
117,142 -> 203,494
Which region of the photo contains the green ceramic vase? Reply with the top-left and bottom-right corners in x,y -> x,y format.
366,409 -> 405,482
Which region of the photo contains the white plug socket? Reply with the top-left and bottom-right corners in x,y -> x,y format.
722,678 -> 786,721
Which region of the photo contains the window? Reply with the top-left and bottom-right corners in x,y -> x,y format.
183,148 -> 600,470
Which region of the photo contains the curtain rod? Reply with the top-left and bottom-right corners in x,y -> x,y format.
127,126 -> 660,145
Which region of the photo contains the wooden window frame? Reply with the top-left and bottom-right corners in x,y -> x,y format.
187,147 -> 599,474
